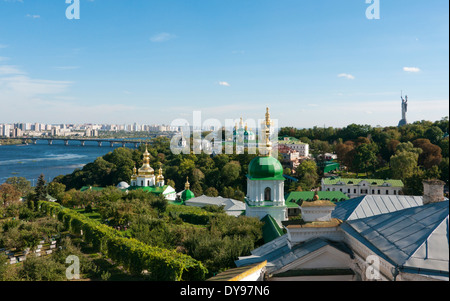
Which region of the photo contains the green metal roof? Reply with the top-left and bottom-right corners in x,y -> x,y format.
285,191 -> 350,206
322,177 -> 404,187
128,185 -> 169,194
181,189 -> 195,201
247,156 -> 284,181
80,185 -> 172,195
261,214 -> 284,243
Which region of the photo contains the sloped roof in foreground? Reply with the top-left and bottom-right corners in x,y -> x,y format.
235,236 -> 353,274
341,200 -> 449,277
332,195 -> 423,221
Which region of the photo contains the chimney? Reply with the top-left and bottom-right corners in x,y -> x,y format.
422,179 -> 446,205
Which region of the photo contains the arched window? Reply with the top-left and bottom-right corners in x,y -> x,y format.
264,187 -> 271,201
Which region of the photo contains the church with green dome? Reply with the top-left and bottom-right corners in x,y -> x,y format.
245,108 -> 288,226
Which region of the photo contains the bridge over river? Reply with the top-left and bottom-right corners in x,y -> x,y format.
0,135 -> 174,148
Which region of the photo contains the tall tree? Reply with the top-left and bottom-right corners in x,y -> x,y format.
34,174 -> 47,202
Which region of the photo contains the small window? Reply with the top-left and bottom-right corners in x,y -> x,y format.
264,187 -> 271,201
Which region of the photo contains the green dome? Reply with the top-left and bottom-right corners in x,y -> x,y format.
181,189 -> 195,201
248,156 -> 284,180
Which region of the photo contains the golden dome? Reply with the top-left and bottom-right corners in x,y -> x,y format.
157,164 -> 164,181
138,146 -> 154,175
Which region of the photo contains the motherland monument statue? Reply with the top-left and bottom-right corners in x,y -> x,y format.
398,93 -> 408,127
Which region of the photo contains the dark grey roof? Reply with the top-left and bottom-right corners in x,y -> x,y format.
341,200 -> 449,276
185,195 -> 245,212
332,195 -> 423,221
235,236 -> 353,273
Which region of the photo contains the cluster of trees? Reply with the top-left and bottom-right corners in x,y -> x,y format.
50,187 -> 263,277
54,137 -> 259,201
281,118 -> 449,195
0,188 -> 105,281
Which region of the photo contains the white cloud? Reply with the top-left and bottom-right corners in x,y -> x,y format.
338,73 -> 355,80
403,67 -> 421,73
0,65 -> 25,75
150,32 -> 177,43
218,81 -> 231,87
0,75 -> 72,96
26,14 -> 40,19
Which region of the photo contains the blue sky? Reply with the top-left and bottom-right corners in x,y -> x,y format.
0,0 -> 448,128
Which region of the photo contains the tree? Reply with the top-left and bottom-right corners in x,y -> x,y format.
0,183 -> 21,207
390,151 -> 419,180
413,139 -> 442,169
47,182 -> 66,201
220,161 -> 241,186
353,143 -> 378,176
335,141 -> 355,169
34,174 -> 47,202
424,126 -> 444,145
296,160 -> 319,191
204,187 -> 219,197
4,177 -> 32,196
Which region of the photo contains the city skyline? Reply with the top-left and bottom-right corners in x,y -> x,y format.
0,0 -> 448,128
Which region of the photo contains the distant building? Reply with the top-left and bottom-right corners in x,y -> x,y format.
321,177 -> 403,198
277,136 -> 309,157
233,117 -> 256,146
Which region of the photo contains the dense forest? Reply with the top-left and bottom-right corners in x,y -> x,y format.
280,117 -> 449,195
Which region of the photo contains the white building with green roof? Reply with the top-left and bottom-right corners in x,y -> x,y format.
321,177 -> 403,198
245,108 -> 288,227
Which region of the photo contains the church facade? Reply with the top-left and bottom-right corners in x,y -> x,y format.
245,108 -> 288,226
127,147 -> 176,200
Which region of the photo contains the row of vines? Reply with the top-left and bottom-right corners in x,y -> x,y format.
37,201 -> 207,281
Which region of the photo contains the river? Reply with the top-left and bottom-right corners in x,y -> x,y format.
0,140 -> 135,186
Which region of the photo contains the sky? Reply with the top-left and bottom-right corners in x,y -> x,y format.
0,0 -> 448,128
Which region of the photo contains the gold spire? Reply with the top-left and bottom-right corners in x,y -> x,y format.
245,123 -> 248,131
265,107 -> 272,126
157,163 -> 164,181
262,107 -> 272,157
185,177 -> 190,190
138,144 -> 154,175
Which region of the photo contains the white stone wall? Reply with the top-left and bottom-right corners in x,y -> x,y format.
247,179 -> 285,205
322,184 -> 402,198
